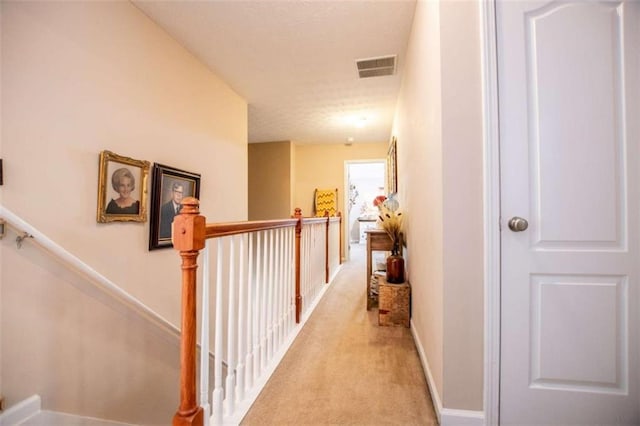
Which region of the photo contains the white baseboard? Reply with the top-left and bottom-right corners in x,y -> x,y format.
0,394 -> 41,426
410,320 -> 485,426
441,408 -> 485,425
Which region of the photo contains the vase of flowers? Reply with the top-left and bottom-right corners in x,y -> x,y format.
378,198 -> 404,284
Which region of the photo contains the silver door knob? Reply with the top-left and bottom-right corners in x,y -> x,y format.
508,217 -> 528,232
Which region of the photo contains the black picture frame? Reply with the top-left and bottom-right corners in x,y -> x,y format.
149,163 -> 201,250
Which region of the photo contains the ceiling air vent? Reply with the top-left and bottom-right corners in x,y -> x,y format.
356,55 -> 396,78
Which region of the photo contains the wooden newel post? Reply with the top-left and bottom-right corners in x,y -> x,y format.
324,211 -> 330,283
172,197 -> 205,426
293,208 -> 303,323
337,212 -> 343,264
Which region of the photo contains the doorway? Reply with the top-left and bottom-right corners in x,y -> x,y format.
343,160 -> 386,261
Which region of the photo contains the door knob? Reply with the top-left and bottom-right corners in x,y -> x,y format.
508,217 -> 528,232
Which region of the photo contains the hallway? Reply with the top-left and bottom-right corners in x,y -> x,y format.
241,243 -> 437,425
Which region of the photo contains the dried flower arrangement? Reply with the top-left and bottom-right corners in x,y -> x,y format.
378,200 -> 403,255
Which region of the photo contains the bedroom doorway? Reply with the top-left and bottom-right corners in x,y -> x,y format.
344,160 -> 386,261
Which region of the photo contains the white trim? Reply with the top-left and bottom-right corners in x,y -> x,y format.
411,321 -> 486,425
441,408 -> 485,426
410,319 -> 444,424
0,205 -> 181,341
343,159 -> 386,262
0,394 -> 41,426
480,0 -> 501,425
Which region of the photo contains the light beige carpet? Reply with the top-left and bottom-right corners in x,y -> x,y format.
241,243 -> 437,425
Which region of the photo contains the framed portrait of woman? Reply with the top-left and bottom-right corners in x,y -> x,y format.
96,150 -> 150,223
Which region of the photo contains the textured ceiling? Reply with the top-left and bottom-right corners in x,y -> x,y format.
133,0 -> 416,144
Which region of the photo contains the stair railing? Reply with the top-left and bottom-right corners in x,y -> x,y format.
173,198 -> 342,426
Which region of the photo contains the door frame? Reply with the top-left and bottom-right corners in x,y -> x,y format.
343,159 -> 386,262
480,0 -> 501,424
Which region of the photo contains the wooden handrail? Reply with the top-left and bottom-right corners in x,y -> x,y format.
205,218 -> 298,238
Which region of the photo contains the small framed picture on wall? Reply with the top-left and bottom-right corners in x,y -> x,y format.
387,136 -> 398,194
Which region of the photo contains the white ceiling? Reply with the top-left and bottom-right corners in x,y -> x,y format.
133,0 -> 416,144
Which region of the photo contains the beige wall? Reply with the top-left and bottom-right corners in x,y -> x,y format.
392,0 -> 484,412
392,0 -> 445,406
294,142 -> 387,217
0,1 -> 4,398
440,0 -> 484,410
1,1 -> 247,420
294,142 -> 388,259
2,238 -> 181,424
248,141 -> 293,220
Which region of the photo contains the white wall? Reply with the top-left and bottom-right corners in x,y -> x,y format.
392,0 -> 484,413
1,1 -> 247,420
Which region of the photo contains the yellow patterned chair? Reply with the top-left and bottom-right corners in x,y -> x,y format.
314,188 -> 338,217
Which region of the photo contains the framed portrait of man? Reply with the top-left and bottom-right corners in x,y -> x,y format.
149,163 -> 201,250
96,150 -> 150,223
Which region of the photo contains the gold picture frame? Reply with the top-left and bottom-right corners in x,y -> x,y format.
387,136 -> 398,194
97,150 -> 150,223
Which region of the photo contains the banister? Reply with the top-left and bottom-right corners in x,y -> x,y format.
205,218 -> 299,238
172,202 -> 343,425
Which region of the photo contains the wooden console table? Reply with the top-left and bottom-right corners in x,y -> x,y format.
365,229 -> 402,310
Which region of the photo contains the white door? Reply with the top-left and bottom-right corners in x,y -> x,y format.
498,0 -> 639,423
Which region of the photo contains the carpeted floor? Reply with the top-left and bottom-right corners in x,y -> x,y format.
241,243 -> 437,425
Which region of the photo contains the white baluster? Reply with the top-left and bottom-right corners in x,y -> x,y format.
245,233 -> 254,390
200,242 -> 211,426
236,235 -> 246,402
255,231 -> 263,377
301,226 -> 307,316
274,227 -> 281,349
278,228 -> 285,344
285,228 -> 290,334
225,237 -> 236,416
281,228 -> 288,339
260,230 -> 268,371
287,227 -> 294,332
267,229 -> 274,359
212,239 -> 224,425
